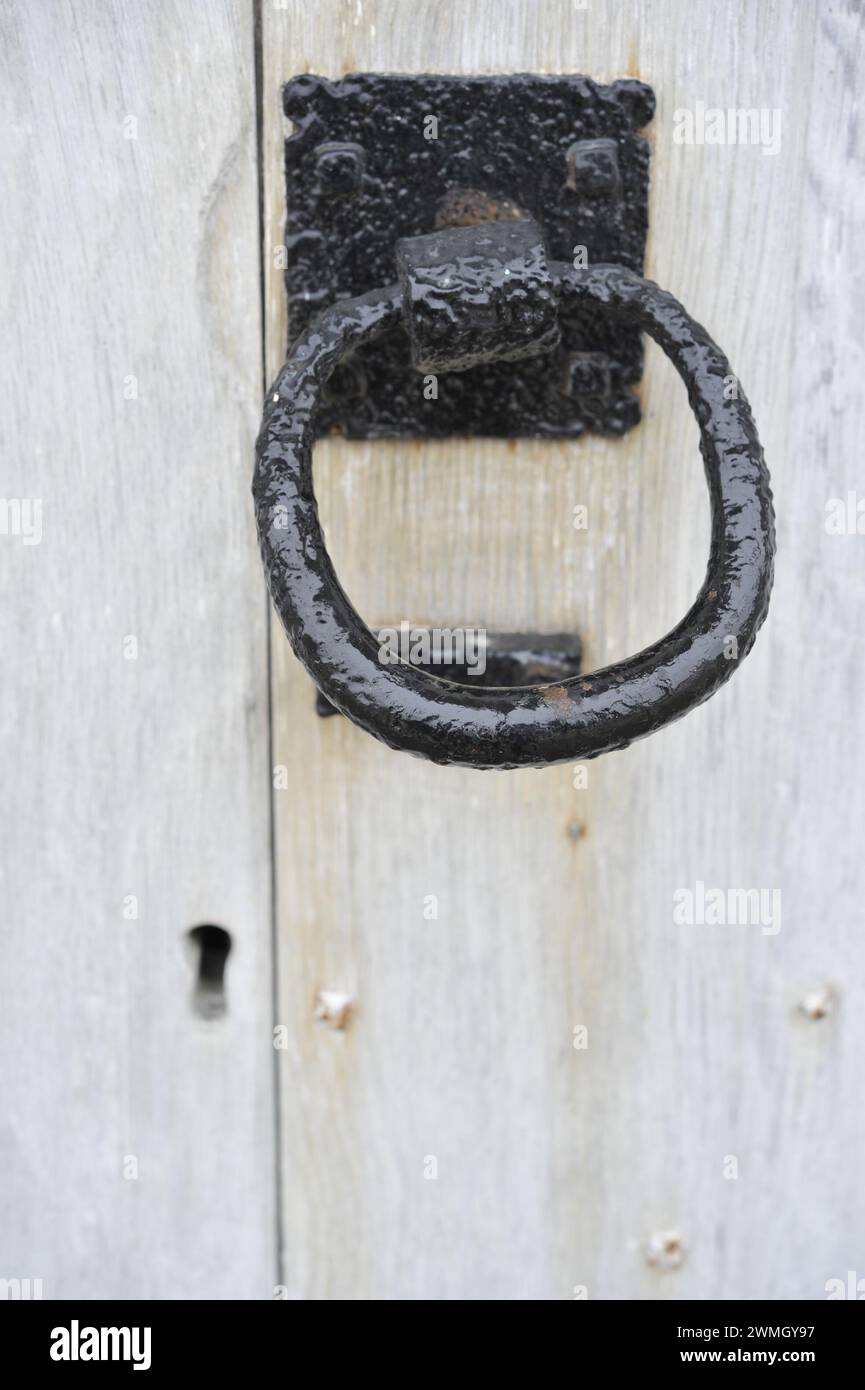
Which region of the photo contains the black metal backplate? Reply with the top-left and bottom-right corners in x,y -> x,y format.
283,73 -> 654,439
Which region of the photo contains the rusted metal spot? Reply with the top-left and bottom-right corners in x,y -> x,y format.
314,990 -> 353,1030
798,985 -> 836,1021
542,684 -> 571,710
645,1230 -> 685,1271
434,187 -> 526,229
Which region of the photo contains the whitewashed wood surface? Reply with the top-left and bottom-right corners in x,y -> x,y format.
0,0 -> 275,1298
263,0 -> 865,1299
2,0 -> 863,1302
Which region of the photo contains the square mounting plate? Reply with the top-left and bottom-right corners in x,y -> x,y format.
282,73 -> 654,440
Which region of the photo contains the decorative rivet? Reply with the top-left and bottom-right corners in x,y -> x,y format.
645,1230 -> 685,1271
562,350 -> 615,400
314,989 -> 353,1029
565,137 -> 622,200
313,141 -> 365,197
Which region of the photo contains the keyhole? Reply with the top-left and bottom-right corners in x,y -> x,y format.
188,924 -> 231,1019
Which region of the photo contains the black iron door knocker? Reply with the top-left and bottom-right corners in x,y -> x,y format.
253,74 -> 774,769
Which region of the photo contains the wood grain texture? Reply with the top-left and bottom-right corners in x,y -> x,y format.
0,0 -> 275,1297
263,0 -> 865,1299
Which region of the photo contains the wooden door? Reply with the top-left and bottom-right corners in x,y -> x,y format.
1,0 -> 274,1300
261,0 -> 865,1300
3,0 -> 863,1302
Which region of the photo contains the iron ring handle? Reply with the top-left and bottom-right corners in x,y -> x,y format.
253,263 -> 774,769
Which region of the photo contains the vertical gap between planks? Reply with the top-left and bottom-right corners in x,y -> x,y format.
253,0 -> 285,1297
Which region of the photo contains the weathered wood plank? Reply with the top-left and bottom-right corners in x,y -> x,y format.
0,0 -> 275,1298
263,0 -> 864,1299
